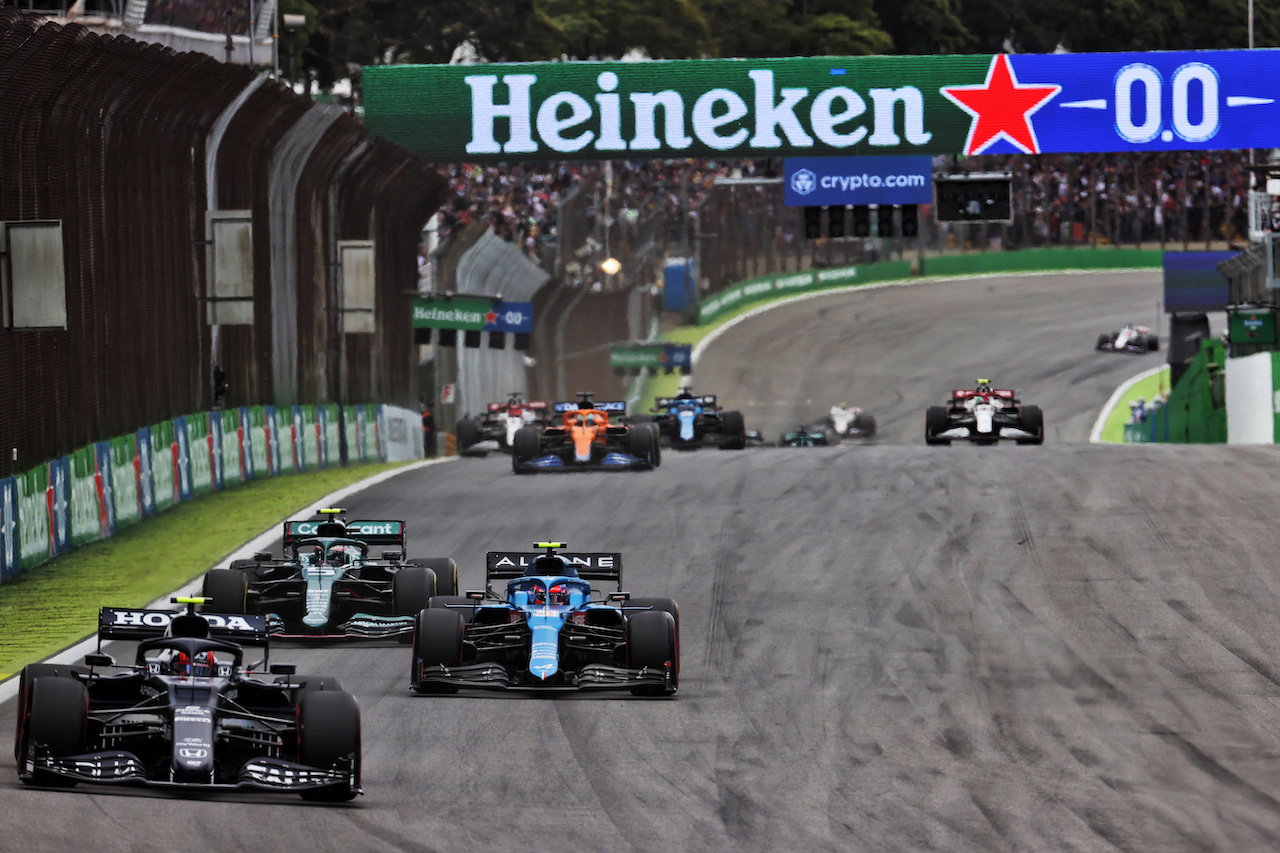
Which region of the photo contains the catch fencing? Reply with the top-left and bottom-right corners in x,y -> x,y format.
0,10 -> 445,481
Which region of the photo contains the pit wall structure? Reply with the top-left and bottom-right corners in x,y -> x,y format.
0,404 -> 425,584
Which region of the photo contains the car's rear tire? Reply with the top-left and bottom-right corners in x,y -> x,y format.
392,566 -> 438,625
297,691 -> 361,801
854,414 -> 877,438
626,611 -> 678,696
412,608 -> 466,693
455,418 -> 480,453
720,411 -> 746,449
1017,405 -> 1045,445
1096,332 -> 1110,350
512,426 -> 540,473
201,569 -> 249,613
14,665 -> 88,763
406,557 -> 458,596
19,676 -> 88,787
925,406 -> 951,445
1147,335 -> 1160,352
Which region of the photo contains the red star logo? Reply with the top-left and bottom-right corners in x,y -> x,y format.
941,55 -> 1060,156
484,310 -> 498,326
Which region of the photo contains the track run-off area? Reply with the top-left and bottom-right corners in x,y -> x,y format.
11,270 -> 1280,851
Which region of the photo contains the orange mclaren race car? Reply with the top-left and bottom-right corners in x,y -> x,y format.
511,393 -> 660,473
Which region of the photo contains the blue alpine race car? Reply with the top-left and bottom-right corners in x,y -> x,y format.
641,389 -> 746,449
409,543 -> 678,696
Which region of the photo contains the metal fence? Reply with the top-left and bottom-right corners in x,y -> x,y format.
0,10 -> 444,479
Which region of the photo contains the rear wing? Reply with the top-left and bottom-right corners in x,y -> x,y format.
952,389 -> 1014,400
485,551 -> 623,588
98,608 -> 269,645
655,395 -> 716,408
282,519 -> 406,549
553,401 -> 626,414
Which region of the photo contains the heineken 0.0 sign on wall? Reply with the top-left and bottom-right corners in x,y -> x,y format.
365,51 -> 1280,162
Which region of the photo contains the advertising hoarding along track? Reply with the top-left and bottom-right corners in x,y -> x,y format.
365,51 -> 1280,162
411,297 -> 534,333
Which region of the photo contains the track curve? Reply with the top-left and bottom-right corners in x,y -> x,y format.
10,272 -> 1280,852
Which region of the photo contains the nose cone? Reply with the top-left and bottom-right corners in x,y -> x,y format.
571,427 -> 593,462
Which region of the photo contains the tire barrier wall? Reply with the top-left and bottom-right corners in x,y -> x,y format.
0,10 -> 447,480
695,248 -> 1165,326
0,403 -> 396,583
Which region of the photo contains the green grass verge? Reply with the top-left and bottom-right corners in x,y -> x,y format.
1099,367 -> 1171,443
0,461 -> 412,679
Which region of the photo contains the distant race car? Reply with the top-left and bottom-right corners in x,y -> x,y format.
1097,323 -> 1159,354
826,404 -> 877,438
200,508 -> 459,640
410,542 -> 678,696
511,392 -> 660,473
14,598 -> 361,800
456,392 -> 552,453
638,387 -> 746,449
778,424 -> 841,447
925,379 -> 1044,445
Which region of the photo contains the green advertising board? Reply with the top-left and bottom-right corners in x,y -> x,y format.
610,345 -> 665,371
150,420 -> 176,513
1228,308 -> 1277,346
68,445 -> 102,547
412,297 -> 496,330
220,410 -> 242,486
187,415 -> 213,496
109,436 -> 139,528
16,465 -> 49,570
698,261 -> 912,324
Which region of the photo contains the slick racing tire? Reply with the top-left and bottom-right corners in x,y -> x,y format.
628,427 -> 657,467
14,664 -> 88,763
428,595 -> 477,623
412,608 -> 465,694
1016,405 -> 1045,445
297,691 -> 362,802
925,406 -> 951,445
512,426 -> 540,473
626,611 -> 678,697
853,414 -> 877,438
626,597 -> 680,656
455,418 -> 481,453
1096,333 -> 1110,351
19,676 -> 88,787
201,569 -> 249,613
406,557 -> 459,597
1147,335 -> 1160,352
392,566 -> 439,643
646,423 -> 662,466
720,411 -> 746,450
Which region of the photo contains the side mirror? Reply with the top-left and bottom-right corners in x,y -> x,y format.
254,552 -> 272,562
608,592 -> 630,603
84,653 -> 114,668
269,663 -> 296,676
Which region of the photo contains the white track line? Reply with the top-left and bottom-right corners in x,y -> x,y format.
691,268 -> 1156,365
0,456 -> 456,704
1088,365 -> 1168,444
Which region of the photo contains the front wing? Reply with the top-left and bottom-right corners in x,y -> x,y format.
266,612 -> 415,639
411,662 -> 676,694
515,451 -> 651,472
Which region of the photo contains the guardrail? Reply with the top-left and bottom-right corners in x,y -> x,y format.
0,404 -> 397,583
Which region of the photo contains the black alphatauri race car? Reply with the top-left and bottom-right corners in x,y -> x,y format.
14,598 -> 361,800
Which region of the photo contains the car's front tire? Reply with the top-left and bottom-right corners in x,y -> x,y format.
925,406 -> 951,445
297,691 -> 361,802
19,676 -> 87,787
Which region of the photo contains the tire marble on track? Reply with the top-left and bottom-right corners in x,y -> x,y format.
9,273 -> 1280,851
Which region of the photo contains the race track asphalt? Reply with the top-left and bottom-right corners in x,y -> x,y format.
10,270 -> 1280,852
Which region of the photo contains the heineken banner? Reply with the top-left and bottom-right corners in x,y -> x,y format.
186,415 -> 213,496
151,420 -> 177,513
68,446 -> 102,546
135,429 -> 155,519
109,435 -> 139,529
94,441 -> 117,538
0,476 -> 16,582
219,410 -> 242,487
412,296 -> 534,333
365,51 -> 1280,162
15,464 -> 50,570
48,456 -> 70,555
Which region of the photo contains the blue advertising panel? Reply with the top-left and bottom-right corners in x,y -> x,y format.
0,477 -> 16,581
94,441 -> 116,537
1163,252 -> 1234,313
663,343 -> 693,371
135,429 -> 155,519
49,456 -> 71,554
173,416 -> 193,502
484,301 -> 534,333
785,156 -> 934,206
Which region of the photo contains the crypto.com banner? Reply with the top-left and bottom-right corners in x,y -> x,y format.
364,51 -> 1280,162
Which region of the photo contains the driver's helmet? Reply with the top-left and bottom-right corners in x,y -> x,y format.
975,379 -> 992,393
838,401 -> 849,409
326,545 -> 357,566
532,583 -> 569,605
168,649 -> 216,677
